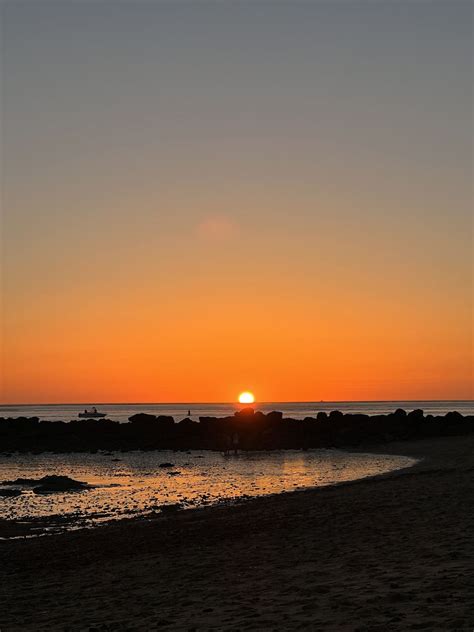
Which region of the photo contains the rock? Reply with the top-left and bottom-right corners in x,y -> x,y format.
394,408 -> 407,417
3,475 -> 89,494
129,413 -> 157,423
0,488 -> 22,497
160,503 -> 182,513
445,411 -> 463,424
236,407 -> 255,417
267,411 -> 283,422
2,475 -> 88,494
156,415 -> 175,425
158,462 -> 175,468
2,478 -> 39,486
37,475 -> 87,490
408,409 -> 424,419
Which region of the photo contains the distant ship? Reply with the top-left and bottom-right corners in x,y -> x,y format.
78,407 -> 107,418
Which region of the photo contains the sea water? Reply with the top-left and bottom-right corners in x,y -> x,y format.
0,400 -> 472,423
0,449 -> 416,535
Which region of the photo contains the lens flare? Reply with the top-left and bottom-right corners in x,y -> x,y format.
238,391 -> 255,404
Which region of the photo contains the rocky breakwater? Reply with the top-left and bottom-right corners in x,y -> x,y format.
0,408 -> 472,454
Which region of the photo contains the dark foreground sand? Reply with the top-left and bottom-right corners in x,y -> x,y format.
1,435 -> 473,631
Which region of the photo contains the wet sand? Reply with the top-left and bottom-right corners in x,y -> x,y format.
1,435 -> 473,631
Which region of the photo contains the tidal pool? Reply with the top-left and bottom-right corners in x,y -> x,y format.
0,449 -> 416,535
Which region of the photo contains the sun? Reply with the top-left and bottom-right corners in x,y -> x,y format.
238,391 -> 255,404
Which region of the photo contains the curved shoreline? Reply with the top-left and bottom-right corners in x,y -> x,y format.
2,434 -> 473,630
0,448 -> 417,539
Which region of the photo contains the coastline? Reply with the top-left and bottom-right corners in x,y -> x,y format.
0,449 -> 417,538
2,434 -> 473,631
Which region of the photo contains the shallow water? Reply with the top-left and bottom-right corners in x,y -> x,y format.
1,400 -> 472,422
0,449 -> 416,534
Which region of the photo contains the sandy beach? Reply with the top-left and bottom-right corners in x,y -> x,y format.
1,434 -> 473,631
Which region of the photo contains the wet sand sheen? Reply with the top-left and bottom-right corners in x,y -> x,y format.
0,449 -> 415,533
1,435 -> 473,630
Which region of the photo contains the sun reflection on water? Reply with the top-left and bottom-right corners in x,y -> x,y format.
0,450 -> 416,531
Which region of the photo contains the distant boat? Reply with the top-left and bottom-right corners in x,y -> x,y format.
78,407 -> 106,418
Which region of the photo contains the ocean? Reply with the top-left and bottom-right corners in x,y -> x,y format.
1,400 -> 472,423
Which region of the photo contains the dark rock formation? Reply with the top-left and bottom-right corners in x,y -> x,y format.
33,475 -> 88,492
0,409 -> 472,454
0,488 -> 22,497
1,475 -> 88,493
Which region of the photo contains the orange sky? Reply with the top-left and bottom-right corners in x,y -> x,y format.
1,1 -> 472,403
3,253 -> 472,402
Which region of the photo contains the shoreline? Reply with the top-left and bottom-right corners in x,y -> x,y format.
2,434 -> 473,630
0,446 -> 418,540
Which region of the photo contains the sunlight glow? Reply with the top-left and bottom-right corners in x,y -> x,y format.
238,391 -> 255,404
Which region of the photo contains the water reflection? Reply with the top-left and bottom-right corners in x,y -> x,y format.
0,449 -> 415,531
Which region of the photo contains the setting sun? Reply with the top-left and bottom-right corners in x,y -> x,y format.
238,391 -> 255,404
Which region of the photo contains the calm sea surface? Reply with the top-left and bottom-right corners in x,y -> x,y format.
1,400 -> 472,422
0,449 -> 416,535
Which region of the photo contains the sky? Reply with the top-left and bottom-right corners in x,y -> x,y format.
1,0 -> 472,404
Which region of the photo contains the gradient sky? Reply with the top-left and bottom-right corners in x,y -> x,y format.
1,0 -> 472,404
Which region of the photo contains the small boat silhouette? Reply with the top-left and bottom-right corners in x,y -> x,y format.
78,407 -> 106,418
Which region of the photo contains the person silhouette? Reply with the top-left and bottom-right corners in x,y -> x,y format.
232,432 -> 239,454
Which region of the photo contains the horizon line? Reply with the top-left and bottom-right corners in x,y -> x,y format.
1,399 -> 473,407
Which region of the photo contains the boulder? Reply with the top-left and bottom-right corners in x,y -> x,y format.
156,415 -> 175,425
129,413 -> 157,423
3,475 -> 89,494
0,488 -> 22,497
394,408 -> 407,417
37,475 -> 87,490
160,503 -> 182,513
267,411 -> 283,422
2,477 -> 39,486
236,407 -> 255,418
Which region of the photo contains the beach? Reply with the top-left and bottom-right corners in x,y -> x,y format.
2,434 -> 473,631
